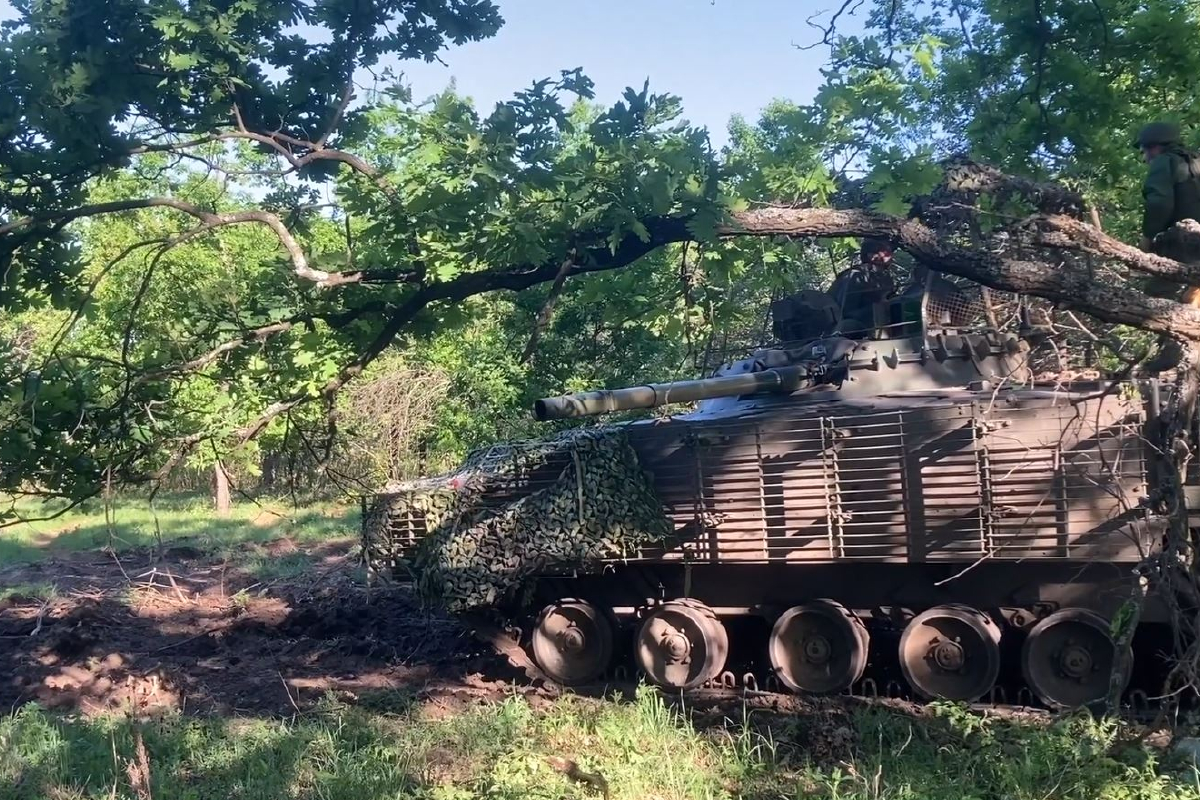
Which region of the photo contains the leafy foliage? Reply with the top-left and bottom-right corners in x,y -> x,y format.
4,0 -> 1200,511
804,0 -> 1200,237
0,0 -> 501,299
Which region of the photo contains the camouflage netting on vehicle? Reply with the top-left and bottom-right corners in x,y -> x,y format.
361,426 -> 672,612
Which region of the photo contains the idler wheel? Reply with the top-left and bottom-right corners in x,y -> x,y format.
769,600 -> 869,694
635,599 -> 728,690
531,599 -> 614,686
1022,608 -> 1130,709
899,604 -> 1001,702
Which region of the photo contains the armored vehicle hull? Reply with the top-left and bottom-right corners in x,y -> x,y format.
364,284 -> 1181,709
519,382 -> 1165,706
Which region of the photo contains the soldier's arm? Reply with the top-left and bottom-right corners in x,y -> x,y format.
880,273 -> 897,297
1143,153 -> 1176,238
828,272 -> 849,309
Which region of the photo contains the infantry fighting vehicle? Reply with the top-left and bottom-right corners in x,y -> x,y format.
364,269 -> 1183,709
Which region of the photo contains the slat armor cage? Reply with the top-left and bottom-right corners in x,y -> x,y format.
364,382 -> 1156,580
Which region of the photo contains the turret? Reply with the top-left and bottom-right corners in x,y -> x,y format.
532,272 -> 1034,422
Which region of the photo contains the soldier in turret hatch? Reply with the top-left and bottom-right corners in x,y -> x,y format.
1135,121 -> 1200,372
829,238 -> 896,338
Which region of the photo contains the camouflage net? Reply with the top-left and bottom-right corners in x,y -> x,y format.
362,426 -> 672,613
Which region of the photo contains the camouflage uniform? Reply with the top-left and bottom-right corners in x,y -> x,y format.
1135,121 -> 1200,371
828,264 -> 895,337
1140,123 -> 1200,247
771,240 -> 895,344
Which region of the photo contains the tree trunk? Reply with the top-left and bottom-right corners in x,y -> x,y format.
261,452 -> 279,490
1109,347 -> 1200,711
213,460 -> 231,518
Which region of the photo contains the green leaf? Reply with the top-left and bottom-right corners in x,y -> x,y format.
873,189 -> 910,216
643,171 -> 674,215
685,211 -> 720,243
913,47 -> 936,80
166,52 -> 200,71
434,262 -> 461,281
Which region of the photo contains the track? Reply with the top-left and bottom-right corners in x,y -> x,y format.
469,607 -> 1184,720
479,628 -> 1172,723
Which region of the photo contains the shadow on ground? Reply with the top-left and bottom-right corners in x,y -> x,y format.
2,540 -> 1198,800
0,538 -> 520,717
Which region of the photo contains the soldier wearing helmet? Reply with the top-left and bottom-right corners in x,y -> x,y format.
768,239 -> 896,345
1136,121 -> 1200,252
828,238 -> 896,337
1134,121 -> 1200,372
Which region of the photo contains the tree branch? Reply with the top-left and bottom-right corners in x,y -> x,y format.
131,121 -> 396,199
0,197 -> 337,286
1032,214 -> 1200,284
520,251 -> 576,364
796,0 -> 864,50
315,83 -> 356,149
724,207 -> 1200,339
139,303 -> 393,382
226,104 -> 396,197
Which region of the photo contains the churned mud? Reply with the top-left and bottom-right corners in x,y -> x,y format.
0,539 -> 527,717
0,534 -> 1074,770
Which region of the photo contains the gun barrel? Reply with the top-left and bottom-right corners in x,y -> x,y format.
533,366 -> 806,421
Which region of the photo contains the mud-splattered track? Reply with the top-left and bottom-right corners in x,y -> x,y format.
0,539 -> 525,717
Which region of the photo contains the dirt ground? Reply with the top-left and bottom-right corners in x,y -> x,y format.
0,535 -> 1076,756
0,538 -> 534,717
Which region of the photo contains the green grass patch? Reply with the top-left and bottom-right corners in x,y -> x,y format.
0,582 -> 57,603
237,548 -> 318,582
0,688 -> 1197,800
0,493 -> 358,563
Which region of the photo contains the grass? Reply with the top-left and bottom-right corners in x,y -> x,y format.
237,549 -> 318,582
0,582 -> 57,603
2,498 -> 1198,799
0,493 -> 358,563
0,688 -> 1197,800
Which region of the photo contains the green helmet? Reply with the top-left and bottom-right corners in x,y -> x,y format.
1135,121 -> 1182,148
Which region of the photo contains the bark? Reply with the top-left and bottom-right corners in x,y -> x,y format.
0,197 -> 331,285
261,453 -> 280,490
213,460 -> 231,518
521,253 -> 575,364
723,207 -> 1200,339
1032,214 -> 1200,285
424,206 -> 1200,341
156,203 -> 1200,477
